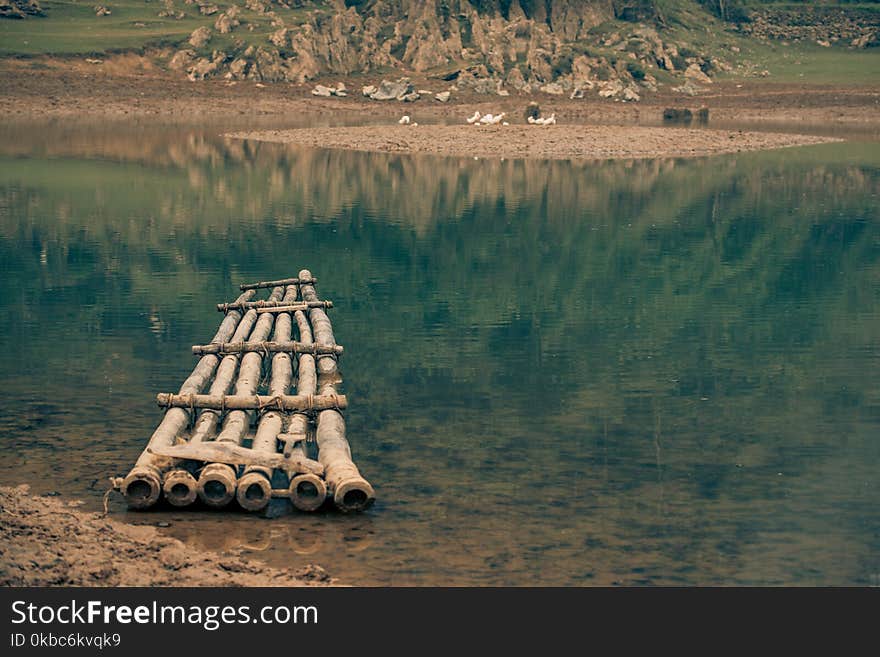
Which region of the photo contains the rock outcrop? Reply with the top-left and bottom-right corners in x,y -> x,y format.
164,1 -> 736,101
0,0 -> 44,18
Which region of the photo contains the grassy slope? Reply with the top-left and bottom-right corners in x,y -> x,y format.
0,0 -> 312,56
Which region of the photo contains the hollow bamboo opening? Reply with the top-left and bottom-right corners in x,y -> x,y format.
162,470 -> 198,507
121,466 -> 162,510
288,473 -> 328,512
235,471 -> 273,512
197,463 -> 237,508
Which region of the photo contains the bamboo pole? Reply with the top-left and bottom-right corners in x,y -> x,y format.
240,276 -> 317,291
287,307 -> 328,512
299,269 -> 375,512
161,297 -> 263,507
191,341 -> 343,357
236,285 -> 297,512
196,286 -> 285,508
121,289 -> 256,509
155,393 -> 347,412
217,300 -> 332,312
255,304 -> 333,314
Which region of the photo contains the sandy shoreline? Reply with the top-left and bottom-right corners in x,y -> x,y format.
228,124 -> 839,161
0,485 -> 335,586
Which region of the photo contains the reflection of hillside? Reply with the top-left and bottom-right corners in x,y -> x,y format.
1,129 -> 878,584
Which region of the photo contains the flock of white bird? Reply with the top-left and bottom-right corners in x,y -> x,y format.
527,113 -> 557,125
397,111 -> 557,127
465,111 -> 509,125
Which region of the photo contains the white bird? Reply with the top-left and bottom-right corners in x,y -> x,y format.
502,121 -> 509,126
479,113 -> 494,124
466,111 -> 481,124
398,115 -> 411,125
490,112 -> 506,124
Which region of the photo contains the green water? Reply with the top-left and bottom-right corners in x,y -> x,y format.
0,122 -> 878,585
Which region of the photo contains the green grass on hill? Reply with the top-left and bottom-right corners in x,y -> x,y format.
0,0 -> 312,56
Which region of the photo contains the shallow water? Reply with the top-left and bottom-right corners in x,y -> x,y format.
0,120 -> 878,586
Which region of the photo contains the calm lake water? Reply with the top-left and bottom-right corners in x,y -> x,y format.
0,120 -> 878,586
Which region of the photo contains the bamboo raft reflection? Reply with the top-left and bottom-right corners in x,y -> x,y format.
115,270 -> 374,514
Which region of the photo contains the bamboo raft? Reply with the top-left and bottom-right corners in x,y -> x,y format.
114,270 -> 375,514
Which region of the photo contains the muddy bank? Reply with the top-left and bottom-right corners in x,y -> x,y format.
1,57 -> 879,129
0,485 -> 335,586
228,124 -> 837,161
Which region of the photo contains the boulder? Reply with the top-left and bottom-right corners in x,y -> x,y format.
400,92 -> 421,102
94,5 -> 111,16
225,58 -> 249,80
684,63 -> 712,84
187,57 -> 218,81
851,32 -> 878,48
214,6 -> 240,34
362,85 -> 377,97
598,80 -> 623,99
671,79 -> 703,96
199,4 -> 219,15
312,84 -> 334,97
188,26 -> 212,48
168,48 -> 197,71
434,91 -> 451,102
369,78 -> 413,101
622,86 -> 641,102
269,28 -> 288,48
540,82 -> 564,95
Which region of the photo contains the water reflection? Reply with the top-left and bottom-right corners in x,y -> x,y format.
0,122 -> 878,585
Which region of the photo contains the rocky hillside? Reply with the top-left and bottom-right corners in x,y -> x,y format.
5,1 -> 879,100
163,0 -> 732,101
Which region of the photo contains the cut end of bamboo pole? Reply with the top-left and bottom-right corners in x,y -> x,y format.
163,470 -> 198,507
288,473 -> 328,512
333,478 -> 376,513
235,472 -> 272,512
121,467 -> 162,510
196,463 -> 237,508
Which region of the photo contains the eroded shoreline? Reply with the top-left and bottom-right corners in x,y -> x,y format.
227,124 -> 839,161
0,485 -> 335,587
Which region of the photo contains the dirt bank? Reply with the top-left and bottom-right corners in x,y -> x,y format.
1,56 -> 878,130
0,485 -> 335,587
228,124 -> 837,161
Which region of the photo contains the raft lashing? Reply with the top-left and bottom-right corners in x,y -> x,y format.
116,270 -> 375,514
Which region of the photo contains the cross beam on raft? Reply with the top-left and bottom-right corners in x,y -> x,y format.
156,393 -> 347,412
239,276 -> 317,291
255,304 -> 333,315
191,341 -> 344,357
217,300 -> 333,312
148,440 -> 322,476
